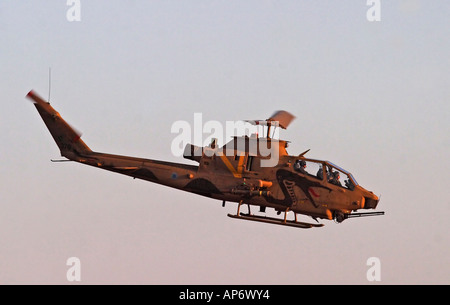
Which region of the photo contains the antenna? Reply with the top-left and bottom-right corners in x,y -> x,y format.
48,67 -> 51,103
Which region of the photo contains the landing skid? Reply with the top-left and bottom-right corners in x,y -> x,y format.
227,213 -> 324,229
227,201 -> 324,229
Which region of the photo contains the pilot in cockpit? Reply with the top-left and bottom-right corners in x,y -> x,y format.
294,160 -> 307,175
329,171 -> 342,186
345,177 -> 355,190
317,165 -> 330,180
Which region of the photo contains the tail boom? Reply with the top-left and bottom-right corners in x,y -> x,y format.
27,90 -> 200,191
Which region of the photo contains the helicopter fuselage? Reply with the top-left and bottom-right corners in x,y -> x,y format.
27,90 -> 382,228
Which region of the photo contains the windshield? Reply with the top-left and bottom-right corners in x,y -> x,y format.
326,161 -> 359,186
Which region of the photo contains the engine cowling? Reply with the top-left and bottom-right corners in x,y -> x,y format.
183,143 -> 203,163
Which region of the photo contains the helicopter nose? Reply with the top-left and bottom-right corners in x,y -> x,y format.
363,192 -> 380,209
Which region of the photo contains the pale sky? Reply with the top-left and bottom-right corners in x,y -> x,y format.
1,1 -> 449,284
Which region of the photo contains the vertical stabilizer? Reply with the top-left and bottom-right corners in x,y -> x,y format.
26,90 -> 92,158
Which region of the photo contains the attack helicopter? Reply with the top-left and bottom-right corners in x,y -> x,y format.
26,90 -> 383,229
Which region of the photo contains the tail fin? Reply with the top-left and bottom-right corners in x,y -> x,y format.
26,90 -> 92,158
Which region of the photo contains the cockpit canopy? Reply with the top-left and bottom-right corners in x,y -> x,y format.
293,158 -> 359,190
